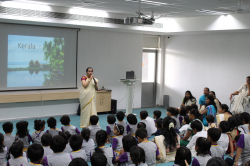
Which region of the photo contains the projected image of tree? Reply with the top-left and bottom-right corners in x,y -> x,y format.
7,35 -> 65,87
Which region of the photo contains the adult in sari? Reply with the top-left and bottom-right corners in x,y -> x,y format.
230,76 -> 250,114
216,104 -> 232,126
155,116 -> 180,164
209,91 -> 221,112
181,91 -> 196,107
199,95 -> 217,126
79,67 -> 98,128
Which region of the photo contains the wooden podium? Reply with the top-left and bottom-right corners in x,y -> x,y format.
96,90 -> 111,113
120,79 -> 139,116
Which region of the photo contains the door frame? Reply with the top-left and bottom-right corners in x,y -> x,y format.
141,49 -> 158,108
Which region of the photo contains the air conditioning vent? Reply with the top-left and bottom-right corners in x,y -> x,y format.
7,7 -> 21,15
0,6 -> 6,14
22,9 -> 36,17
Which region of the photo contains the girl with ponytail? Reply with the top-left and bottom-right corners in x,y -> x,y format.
31,119 -> 45,146
81,128 -> 95,162
0,133 -> 8,166
129,146 -> 147,166
154,116 -> 180,163
91,130 -> 115,166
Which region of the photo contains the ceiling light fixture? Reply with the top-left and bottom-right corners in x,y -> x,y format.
124,0 -> 171,6
196,9 -> 228,15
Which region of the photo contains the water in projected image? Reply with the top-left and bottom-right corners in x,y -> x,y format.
7,35 -> 65,88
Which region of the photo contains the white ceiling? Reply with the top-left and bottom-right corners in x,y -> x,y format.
8,0 -> 250,18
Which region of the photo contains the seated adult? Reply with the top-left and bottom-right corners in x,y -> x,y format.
210,91 -> 221,111
230,76 -> 250,114
199,87 -> 210,108
155,116 -> 180,164
181,91 -> 196,107
199,95 -> 217,126
216,104 -> 232,126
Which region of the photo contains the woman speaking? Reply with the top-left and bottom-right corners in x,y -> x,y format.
80,67 -> 98,128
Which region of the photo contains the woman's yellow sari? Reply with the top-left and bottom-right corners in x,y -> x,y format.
79,76 -> 98,128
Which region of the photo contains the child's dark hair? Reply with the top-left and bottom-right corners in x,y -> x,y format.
219,121 -> 230,133
94,130 -> 107,154
180,107 -> 187,116
2,122 -> 13,133
0,133 -> 4,152
135,128 -> 147,139
41,133 -> 52,146
208,128 -> 221,142
206,115 -> 215,123
186,106 -> 192,112
81,128 -> 91,142
47,117 -> 57,128
245,160 -> 250,166
191,120 -> 203,132
16,121 -> 29,138
195,137 -> 211,156
69,158 -> 88,166
228,116 -> 238,131
162,116 -> 177,151
235,134 -> 241,143
130,146 -> 145,166
116,111 -> 125,121
27,144 -> 44,162
155,118 -> 163,128
50,135 -> 67,153
60,115 -> 70,125
59,131 -> 71,142
69,134 -> 83,151
183,115 -> 190,124
115,124 -> 124,135
107,115 -> 116,124
189,109 -> 202,119
153,110 -> 161,119
122,135 -> 137,152
241,112 -> 250,124
207,157 -> 227,166
191,104 -> 198,110
91,150 -> 107,166
34,119 -> 45,131
90,115 -> 99,125
127,114 -> 137,125
174,147 -> 191,166
137,122 -> 146,129
140,110 -> 148,119
10,140 -> 24,158
167,107 -> 178,116
235,114 -> 244,126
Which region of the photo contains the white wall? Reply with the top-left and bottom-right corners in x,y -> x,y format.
163,32 -> 250,108
77,29 -> 143,109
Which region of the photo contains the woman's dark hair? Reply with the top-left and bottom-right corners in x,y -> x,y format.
137,122 -> 146,129
247,76 -> 250,80
183,91 -> 196,104
50,135 -> 67,153
41,133 -> 52,146
195,137 -> 211,156
107,115 -> 116,124
183,115 -> 190,124
60,115 -> 70,125
47,117 -> 57,128
219,121 -> 231,133
205,95 -> 217,112
115,124 -> 124,135
167,107 -> 179,116
130,146 -> 145,166
69,158 -> 88,166
127,114 -> 137,125
153,110 -> 161,119
122,135 -> 137,152
180,107 -> 187,116
228,117 -> 238,131
191,104 -> 198,110
2,122 -> 13,133
16,121 -> 29,138
220,104 -> 232,115
155,118 -> 163,128
174,147 -> 191,166
0,133 -> 4,152
34,119 -> 45,131
206,157 -> 227,166
210,91 -> 216,98
95,130 -> 107,153
81,128 -> 91,142
91,150 -> 107,166
189,109 -> 202,119
86,67 -> 93,72
162,116 -> 177,152
27,144 -> 44,162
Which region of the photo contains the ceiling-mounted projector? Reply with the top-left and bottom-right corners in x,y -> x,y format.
124,16 -> 154,25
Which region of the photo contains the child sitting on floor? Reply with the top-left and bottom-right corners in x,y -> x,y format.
60,115 -> 81,135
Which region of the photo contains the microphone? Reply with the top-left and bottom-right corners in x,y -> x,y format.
93,78 -> 97,84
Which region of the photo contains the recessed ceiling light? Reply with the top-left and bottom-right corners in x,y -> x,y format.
124,0 -> 171,6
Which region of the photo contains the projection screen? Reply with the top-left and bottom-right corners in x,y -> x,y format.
0,23 -> 78,91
